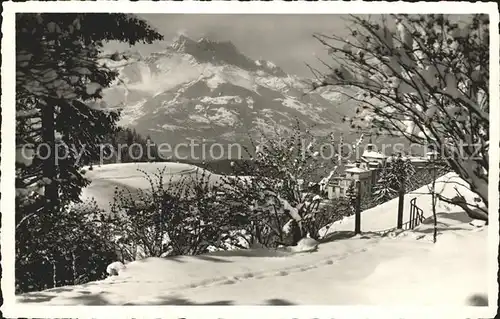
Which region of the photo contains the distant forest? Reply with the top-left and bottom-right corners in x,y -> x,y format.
93,128 -> 257,175
95,127 -> 161,164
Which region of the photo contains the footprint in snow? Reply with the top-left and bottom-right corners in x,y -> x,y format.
221,278 -> 237,285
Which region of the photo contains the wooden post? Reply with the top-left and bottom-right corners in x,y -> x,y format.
409,198 -> 415,229
397,183 -> 405,229
354,180 -> 361,234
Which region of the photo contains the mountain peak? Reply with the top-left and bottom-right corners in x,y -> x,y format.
168,35 -> 286,76
171,35 -> 239,57
100,36 -> 356,151
171,34 -> 196,51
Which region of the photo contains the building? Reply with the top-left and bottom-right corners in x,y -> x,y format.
327,162 -> 373,200
323,141 -> 441,201
406,156 -> 428,169
325,154 -> 436,201
425,150 -> 439,161
328,175 -> 350,199
344,164 -> 373,197
360,144 -> 387,166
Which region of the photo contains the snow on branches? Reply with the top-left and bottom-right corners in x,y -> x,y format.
311,14 -> 490,213
221,121 -> 343,246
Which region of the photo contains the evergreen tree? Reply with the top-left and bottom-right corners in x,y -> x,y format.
373,154 -> 416,204
16,13 -> 163,219
15,13 -> 163,292
96,127 -> 162,164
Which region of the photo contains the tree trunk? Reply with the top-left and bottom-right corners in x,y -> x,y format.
52,261 -> 57,288
40,101 -> 59,211
454,201 -> 489,223
71,251 -> 77,285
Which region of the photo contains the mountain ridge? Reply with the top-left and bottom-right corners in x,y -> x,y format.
97,35 -> 360,158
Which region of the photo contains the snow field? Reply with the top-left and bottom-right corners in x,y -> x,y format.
17,165 -> 489,306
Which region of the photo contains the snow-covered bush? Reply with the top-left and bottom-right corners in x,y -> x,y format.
15,198 -> 118,293
304,197 -> 354,240
373,154 -> 416,203
106,261 -> 126,276
373,155 -> 451,204
220,122 -> 344,246
207,229 -> 253,252
313,14 -> 489,220
105,167 -> 247,259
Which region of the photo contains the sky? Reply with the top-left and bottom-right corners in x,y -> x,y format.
105,14 -> 470,78
106,14 -> 358,77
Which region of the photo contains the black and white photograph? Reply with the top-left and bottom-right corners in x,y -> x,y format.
1,1 -> 499,318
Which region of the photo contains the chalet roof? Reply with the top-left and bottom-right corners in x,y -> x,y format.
408,157 -> 428,163
361,150 -> 386,159
345,167 -> 370,173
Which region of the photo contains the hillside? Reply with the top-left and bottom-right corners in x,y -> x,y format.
79,162 -> 226,210
322,173 -> 485,234
21,167 -> 489,307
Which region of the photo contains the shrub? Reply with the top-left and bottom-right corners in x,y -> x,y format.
302,197 -> 354,240
105,168 -> 248,260
220,122 -> 347,247
373,156 -> 451,205
15,199 -> 117,293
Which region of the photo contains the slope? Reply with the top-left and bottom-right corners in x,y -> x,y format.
79,162 -> 226,210
18,172 -> 489,306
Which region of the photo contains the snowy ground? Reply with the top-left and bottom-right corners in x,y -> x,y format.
321,172 -> 485,235
17,167 -> 490,306
79,162 -> 226,210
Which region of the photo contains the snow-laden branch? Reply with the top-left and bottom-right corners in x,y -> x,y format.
311,14 -> 490,214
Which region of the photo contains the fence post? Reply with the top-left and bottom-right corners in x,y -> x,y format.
354,180 -> 361,234
409,200 -> 414,229
397,183 -> 405,229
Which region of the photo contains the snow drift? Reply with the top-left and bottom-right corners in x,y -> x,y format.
17,171 -> 490,306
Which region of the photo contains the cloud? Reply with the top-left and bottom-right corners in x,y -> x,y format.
176,28 -> 188,37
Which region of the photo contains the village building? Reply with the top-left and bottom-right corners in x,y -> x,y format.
425,150 -> 439,161
360,144 -> 387,166
325,143 -> 438,200
327,162 -> 374,200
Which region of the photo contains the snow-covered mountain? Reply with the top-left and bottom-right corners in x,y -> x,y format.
97,35 -> 357,153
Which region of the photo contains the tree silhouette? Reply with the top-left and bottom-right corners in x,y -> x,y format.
16,13 -> 163,223
311,14 -> 489,220
15,13 -> 163,292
